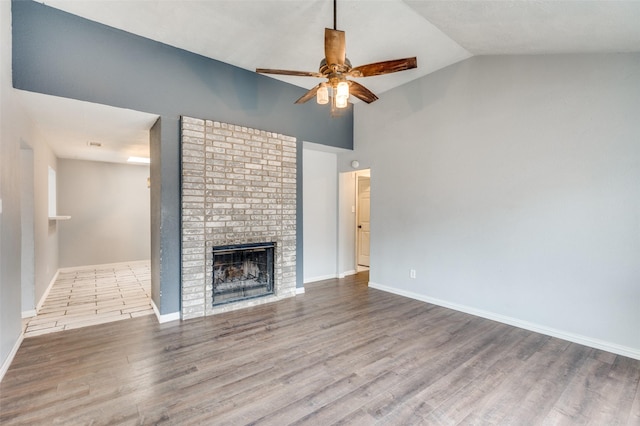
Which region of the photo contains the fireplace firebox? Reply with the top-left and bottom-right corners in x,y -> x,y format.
212,242 -> 275,306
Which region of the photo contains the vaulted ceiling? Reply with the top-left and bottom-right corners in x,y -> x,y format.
17,0 -> 640,163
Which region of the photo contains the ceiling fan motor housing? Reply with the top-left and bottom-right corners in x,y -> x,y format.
319,58 -> 352,76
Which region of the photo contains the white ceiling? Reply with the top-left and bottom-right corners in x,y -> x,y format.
20,0 -> 640,164
18,91 -> 158,164
406,0 -> 640,55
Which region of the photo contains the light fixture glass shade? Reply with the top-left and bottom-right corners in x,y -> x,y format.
335,95 -> 348,109
317,83 -> 329,105
334,81 -> 349,109
336,81 -> 349,98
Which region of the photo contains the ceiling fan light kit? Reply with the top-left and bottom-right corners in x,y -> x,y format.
317,83 -> 329,105
256,0 -> 417,113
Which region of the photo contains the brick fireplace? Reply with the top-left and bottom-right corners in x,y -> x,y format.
180,116 -> 297,319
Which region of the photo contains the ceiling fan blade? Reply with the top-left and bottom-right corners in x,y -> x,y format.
349,81 -> 379,104
325,28 -> 346,67
349,57 -> 417,78
294,83 -> 323,104
256,68 -> 323,78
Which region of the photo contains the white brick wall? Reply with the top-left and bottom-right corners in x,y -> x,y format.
180,116 -> 297,319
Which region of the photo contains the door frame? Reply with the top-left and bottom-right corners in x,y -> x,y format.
354,169 -> 371,272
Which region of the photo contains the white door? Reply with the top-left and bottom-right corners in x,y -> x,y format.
357,176 -> 370,267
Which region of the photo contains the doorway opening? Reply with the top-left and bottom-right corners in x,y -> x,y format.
338,168 -> 371,278
26,158 -> 154,337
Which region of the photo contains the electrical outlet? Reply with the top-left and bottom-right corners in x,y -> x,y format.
410,269 -> 416,279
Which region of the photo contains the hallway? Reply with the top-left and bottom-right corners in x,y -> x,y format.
24,261 -> 153,337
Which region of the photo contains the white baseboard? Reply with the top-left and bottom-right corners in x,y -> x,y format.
151,299 -> 180,324
303,274 -> 337,284
36,269 -> 59,312
21,310 -> 36,319
338,270 -> 357,279
296,287 -> 305,295
368,281 -> 640,361
0,331 -> 24,383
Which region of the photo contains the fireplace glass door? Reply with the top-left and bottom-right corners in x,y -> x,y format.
212,242 -> 275,305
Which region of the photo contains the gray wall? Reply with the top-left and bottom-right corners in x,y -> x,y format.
35,148 -> 59,306
149,119 -> 162,311
57,159 -> 151,268
12,0 -> 354,315
341,54 -> 640,353
303,147 -> 337,282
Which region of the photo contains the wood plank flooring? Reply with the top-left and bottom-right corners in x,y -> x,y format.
1,272 -> 639,425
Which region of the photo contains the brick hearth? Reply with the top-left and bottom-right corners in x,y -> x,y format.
180,116 -> 297,319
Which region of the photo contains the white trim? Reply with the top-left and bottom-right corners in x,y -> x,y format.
368,281 -> 640,361
36,269 -> 59,312
0,331 -> 24,383
151,299 -> 180,323
338,270 -> 357,279
21,310 -> 36,319
296,287 -> 305,295
303,274 -> 337,284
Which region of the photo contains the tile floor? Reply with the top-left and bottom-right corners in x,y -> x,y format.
24,261 -> 154,338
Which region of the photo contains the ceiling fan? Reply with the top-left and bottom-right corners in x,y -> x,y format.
256,0 -> 417,109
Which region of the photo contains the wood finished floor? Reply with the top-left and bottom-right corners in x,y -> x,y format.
1,273 -> 639,425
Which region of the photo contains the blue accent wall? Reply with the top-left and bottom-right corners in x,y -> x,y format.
12,0 -> 353,314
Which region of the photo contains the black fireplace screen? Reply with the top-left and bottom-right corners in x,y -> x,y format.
212,242 -> 275,306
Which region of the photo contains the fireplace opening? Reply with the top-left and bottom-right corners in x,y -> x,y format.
212,242 -> 275,306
